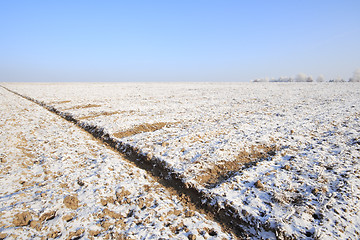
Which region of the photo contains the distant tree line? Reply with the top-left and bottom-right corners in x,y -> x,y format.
252,69 -> 360,83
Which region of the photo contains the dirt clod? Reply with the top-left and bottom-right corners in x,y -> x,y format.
13,211 -> 32,227
283,165 -> 291,171
255,180 -> 264,189
30,220 -> 42,231
103,208 -> 123,219
40,210 -> 57,222
77,179 -> 85,186
89,229 -> 101,236
100,198 -> 108,206
47,231 -> 61,239
63,213 -> 76,222
188,233 -> 196,240
0,233 -> 8,240
312,188 -> 320,195
208,229 -> 217,236
66,228 -> 84,240
64,195 -> 80,210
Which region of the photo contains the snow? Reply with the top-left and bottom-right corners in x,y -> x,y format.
0,86 -> 232,239
2,82 -> 360,239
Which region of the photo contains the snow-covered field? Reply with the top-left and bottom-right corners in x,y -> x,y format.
0,86 -> 232,239
2,82 -> 360,239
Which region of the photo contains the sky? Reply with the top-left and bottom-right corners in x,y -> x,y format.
1,1 -> 359,82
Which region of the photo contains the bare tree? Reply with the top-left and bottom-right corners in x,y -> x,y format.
316,75 -> 325,82
349,69 -> 360,82
295,73 -> 308,82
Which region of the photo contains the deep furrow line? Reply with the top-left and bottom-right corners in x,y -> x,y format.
1,85 -> 270,239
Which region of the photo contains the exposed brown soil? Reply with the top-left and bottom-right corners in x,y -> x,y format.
48,100 -> 71,104
64,104 -> 101,110
66,228 -> 84,240
30,220 -> 42,231
78,111 -> 123,120
63,195 -> 80,210
113,122 -> 175,138
13,212 -> 32,227
39,211 -> 57,222
0,233 -> 7,240
254,180 -> 265,189
62,213 -> 76,222
196,144 -> 279,188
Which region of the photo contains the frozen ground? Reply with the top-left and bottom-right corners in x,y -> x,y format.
2,82 -> 360,239
0,86 -> 233,239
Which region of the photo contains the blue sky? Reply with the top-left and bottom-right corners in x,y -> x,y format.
1,1 -> 359,82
